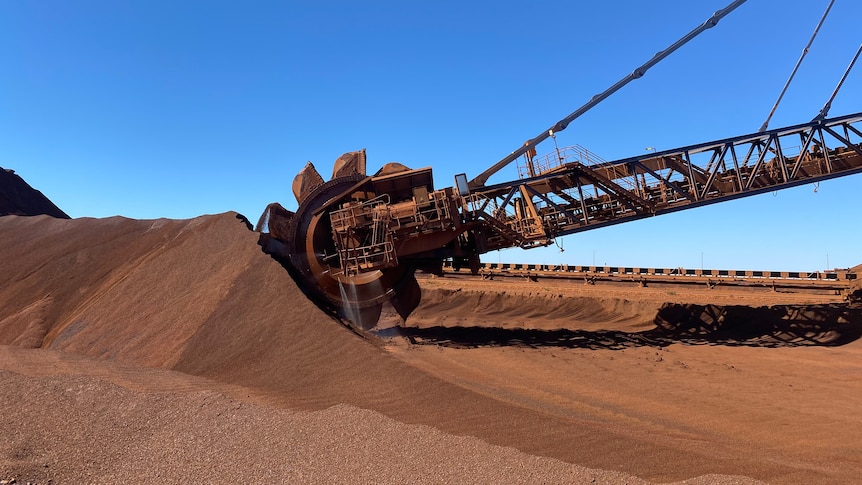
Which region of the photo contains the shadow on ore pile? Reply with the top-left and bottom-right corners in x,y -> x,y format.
389,303 -> 862,350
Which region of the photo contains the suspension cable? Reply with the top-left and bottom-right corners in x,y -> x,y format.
759,0 -> 834,132
468,0 -> 748,189
813,43 -> 862,122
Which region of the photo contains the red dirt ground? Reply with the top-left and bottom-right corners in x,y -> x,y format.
1,212 -> 859,483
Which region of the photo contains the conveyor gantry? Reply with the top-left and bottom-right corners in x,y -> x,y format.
465,112 -> 862,251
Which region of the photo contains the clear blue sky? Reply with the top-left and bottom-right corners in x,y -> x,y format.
2,1 -> 860,271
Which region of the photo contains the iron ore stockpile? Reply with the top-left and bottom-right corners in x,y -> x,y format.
0,167 -> 68,219
1,174 -> 862,485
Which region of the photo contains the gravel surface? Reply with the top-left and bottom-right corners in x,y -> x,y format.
3,212 -> 856,483
0,367 -> 673,484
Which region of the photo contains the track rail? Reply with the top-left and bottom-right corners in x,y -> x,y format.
441,261 -> 855,293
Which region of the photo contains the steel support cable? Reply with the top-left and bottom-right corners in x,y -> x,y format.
813,43 -> 862,121
468,0 -> 748,189
759,0 -> 835,132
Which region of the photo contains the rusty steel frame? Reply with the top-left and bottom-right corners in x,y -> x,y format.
466,112 -> 862,251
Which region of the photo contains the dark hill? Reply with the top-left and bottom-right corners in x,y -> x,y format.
0,167 -> 69,218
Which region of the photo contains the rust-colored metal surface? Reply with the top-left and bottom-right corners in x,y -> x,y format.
256,0 -> 861,329
259,113 -> 862,329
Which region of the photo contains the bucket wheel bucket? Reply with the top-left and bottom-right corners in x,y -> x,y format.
262,156 -> 421,330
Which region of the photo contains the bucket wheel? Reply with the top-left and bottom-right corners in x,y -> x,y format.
283,166 -> 420,330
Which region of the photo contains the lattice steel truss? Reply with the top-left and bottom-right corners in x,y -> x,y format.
466,112 -> 862,251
